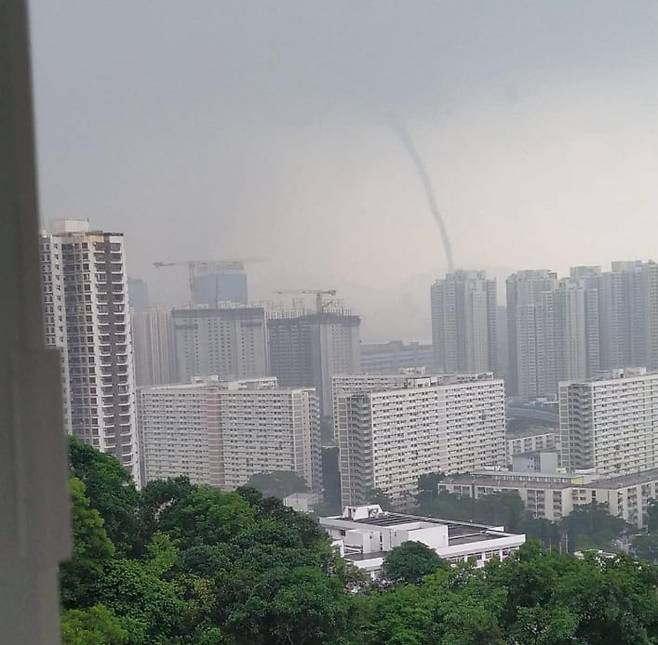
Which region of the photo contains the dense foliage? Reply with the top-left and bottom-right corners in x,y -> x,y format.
244,470 -> 308,499
415,474 -> 631,553
62,439 -> 658,644
381,541 -> 449,584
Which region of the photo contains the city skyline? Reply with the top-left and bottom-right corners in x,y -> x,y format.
10,2 -> 658,640
30,1 -> 658,342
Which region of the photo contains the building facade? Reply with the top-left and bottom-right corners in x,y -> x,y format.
431,270 -> 497,375
191,262 -> 248,306
506,270 -> 558,400
360,340 -> 433,375
40,219 -> 140,483
138,377 -> 321,491
172,305 -> 269,383
131,306 -> 176,387
554,278 -> 600,383
268,311 -> 361,419
506,270 -> 601,401
320,505 -> 525,577
127,277 -> 149,310
335,373 -> 506,506
560,368 -> 658,476
137,380 -> 220,485
440,468 -> 658,529
508,431 -> 558,460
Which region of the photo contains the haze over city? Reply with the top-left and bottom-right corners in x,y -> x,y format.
30,0 -> 658,340
11,1 -> 658,641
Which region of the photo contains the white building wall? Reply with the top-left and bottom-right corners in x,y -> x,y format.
40,221 -> 140,484
336,374 -> 506,505
560,369 -> 658,476
431,270 -> 497,374
138,384 -> 215,484
131,307 -> 176,386
172,306 -> 269,383
138,377 -> 320,492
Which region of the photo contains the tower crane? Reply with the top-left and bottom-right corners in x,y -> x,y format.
153,258 -> 268,303
273,289 -> 337,314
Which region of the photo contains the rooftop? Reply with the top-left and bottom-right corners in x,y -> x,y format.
330,509 -> 512,542
589,469 -> 658,489
442,472 -> 579,489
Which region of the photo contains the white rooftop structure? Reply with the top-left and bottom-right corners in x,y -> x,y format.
320,505 -> 525,578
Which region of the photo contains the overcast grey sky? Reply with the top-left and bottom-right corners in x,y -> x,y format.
30,1 -> 658,340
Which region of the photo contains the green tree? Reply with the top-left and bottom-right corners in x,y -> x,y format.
485,542 -> 658,644
68,436 -> 139,555
245,470 -> 308,499
365,487 -> 395,510
632,532 -> 658,563
520,517 -> 561,549
59,439 -> 658,645
414,489 -> 477,521
61,605 -> 129,645
223,566 -> 351,645
560,502 -> 628,552
144,532 -> 178,577
507,605 -> 578,645
382,541 -> 448,584
158,485 -> 257,546
93,559 -> 186,644
416,472 -> 444,505
60,477 -> 115,608
136,476 -> 195,553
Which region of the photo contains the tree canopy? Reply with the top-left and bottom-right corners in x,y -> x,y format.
414,483 -> 630,553
244,470 -> 308,499
382,541 -> 449,584
60,439 -> 658,644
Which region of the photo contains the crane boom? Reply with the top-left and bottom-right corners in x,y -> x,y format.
153,257 -> 269,304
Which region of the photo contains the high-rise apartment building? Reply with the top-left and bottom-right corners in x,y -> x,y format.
553,278 -> 600,383
137,380 -> 220,485
641,262 -> 658,371
172,305 -> 269,383
334,373 -> 506,506
431,270 -> 497,375
569,261 -> 658,374
597,262 -> 646,371
496,305 -> 508,380
127,277 -> 149,310
138,377 -> 321,491
40,219 -> 140,483
506,270 -> 558,399
507,262 -> 658,401
560,368 -> 658,476
268,311 -> 361,419
131,307 -> 176,386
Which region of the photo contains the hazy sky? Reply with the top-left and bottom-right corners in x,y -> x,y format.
30,1 -> 658,340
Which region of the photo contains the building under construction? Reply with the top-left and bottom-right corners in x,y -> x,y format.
267,294 -> 361,429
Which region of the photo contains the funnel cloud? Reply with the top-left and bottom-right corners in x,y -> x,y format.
390,117 -> 455,272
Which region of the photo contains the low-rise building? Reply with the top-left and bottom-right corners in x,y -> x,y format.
440,471 -> 584,522
320,505 -> 525,578
439,468 -> 658,528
